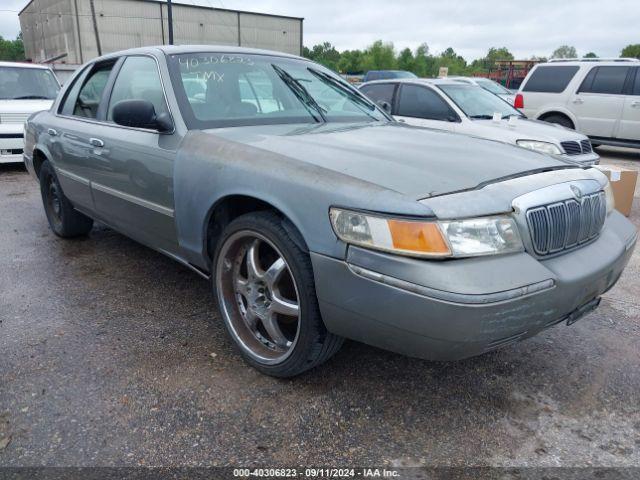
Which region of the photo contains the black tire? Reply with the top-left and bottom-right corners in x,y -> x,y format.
212,211 -> 343,377
39,160 -> 93,238
541,113 -> 574,130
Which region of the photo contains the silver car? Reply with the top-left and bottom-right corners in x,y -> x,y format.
360,78 -> 600,165
24,46 -> 636,377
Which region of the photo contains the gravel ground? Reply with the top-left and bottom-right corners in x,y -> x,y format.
0,147 -> 639,468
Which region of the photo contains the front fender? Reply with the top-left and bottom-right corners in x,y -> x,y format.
173,131 -> 434,270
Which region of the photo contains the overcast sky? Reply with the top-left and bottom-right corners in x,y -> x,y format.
1,0 -> 638,61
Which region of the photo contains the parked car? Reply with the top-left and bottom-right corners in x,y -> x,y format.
362,70 -> 417,83
447,76 -> 516,104
0,61 -> 60,163
24,46 -> 636,377
516,58 -> 640,148
360,78 -> 600,165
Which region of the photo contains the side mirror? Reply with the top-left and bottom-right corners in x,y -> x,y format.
378,101 -> 392,114
112,99 -> 173,132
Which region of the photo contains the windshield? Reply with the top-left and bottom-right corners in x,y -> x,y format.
438,84 -> 522,119
0,66 -> 59,100
168,53 -> 388,129
474,78 -> 512,95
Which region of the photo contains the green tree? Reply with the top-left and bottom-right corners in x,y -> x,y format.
337,49 -> 364,73
584,52 -> 598,58
0,33 -> 25,61
361,40 -> 397,71
433,47 -> 467,76
303,42 -> 341,71
620,44 -> 640,59
469,46 -> 514,73
551,45 -> 578,59
397,47 -> 415,72
412,43 -> 434,77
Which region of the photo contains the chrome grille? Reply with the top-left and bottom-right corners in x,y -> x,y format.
560,140 -> 593,156
580,139 -> 593,153
526,191 -> 606,255
0,113 -> 30,124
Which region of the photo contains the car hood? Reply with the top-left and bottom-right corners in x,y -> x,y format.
0,99 -> 54,114
203,122 -> 580,200
465,117 -> 587,146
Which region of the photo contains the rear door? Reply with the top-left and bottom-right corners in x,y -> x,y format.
571,66 -> 630,137
617,67 -> 640,141
394,84 -> 460,131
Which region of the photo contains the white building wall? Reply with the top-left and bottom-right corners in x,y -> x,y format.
18,0 -> 303,66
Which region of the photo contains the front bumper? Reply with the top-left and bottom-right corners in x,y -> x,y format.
0,134 -> 24,164
312,211 -> 636,360
560,151 -> 600,166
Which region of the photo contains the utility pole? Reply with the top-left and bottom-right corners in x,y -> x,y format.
167,0 -> 174,45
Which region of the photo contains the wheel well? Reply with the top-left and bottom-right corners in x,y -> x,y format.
539,111 -> 575,129
32,149 -> 48,179
205,195 -> 307,265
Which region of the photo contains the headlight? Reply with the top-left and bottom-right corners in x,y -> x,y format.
516,140 -> 562,155
604,180 -> 615,215
329,208 -> 523,258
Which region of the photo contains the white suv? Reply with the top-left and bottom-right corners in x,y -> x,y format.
516,58 -> 640,147
0,62 -> 60,164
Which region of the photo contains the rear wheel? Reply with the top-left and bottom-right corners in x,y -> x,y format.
541,113 -> 574,130
213,211 -> 343,377
39,160 -> 93,238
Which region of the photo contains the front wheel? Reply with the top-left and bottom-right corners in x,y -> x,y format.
39,160 -> 93,238
213,211 -> 343,377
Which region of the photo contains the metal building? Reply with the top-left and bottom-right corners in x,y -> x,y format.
19,0 -> 303,72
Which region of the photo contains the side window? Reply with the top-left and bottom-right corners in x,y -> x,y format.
580,66 -> 630,95
633,68 -> 640,96
397,85 -> 456,121
107,56 -> 168,121
360,83 -> 396,108
73,62 -> 115,118
522,66 -> 579,93
59,67 -> 90,116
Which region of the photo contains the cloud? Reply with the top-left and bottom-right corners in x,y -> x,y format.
2,0 -> 637,60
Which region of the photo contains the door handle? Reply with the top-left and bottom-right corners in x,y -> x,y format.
47,128 -> 57,136
631,101 -> 640,108
89,138 -> 104,148
572,98 -> 584,104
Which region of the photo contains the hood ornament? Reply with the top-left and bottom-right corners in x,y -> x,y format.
570,184 -> 583,201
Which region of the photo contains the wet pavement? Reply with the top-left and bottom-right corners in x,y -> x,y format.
1,147 -> 639,467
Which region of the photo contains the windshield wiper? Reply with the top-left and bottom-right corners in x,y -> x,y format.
469,114 -> 495,119
307,68 -> 381,121
11,95 -> 52,100
272,64 -> 326,123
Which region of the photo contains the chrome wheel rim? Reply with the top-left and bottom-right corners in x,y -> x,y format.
216,231 -> 301,364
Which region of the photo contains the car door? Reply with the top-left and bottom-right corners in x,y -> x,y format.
570,66 -> 630,137
51,59 -> 119,212
617,67 -> 640,141
88,54 -> 180,254
393,83 -> 460,131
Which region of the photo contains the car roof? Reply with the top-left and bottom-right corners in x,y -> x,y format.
361,77 -> 478,87
537,59 -> 640,67
0,61 -> 52,70
88,45 -> 305,63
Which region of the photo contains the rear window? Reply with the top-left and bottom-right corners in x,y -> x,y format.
522,66 -> 579,93
578,66 -> 630,95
